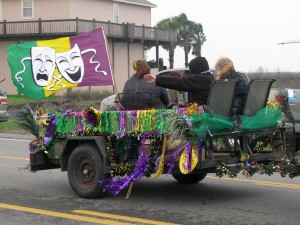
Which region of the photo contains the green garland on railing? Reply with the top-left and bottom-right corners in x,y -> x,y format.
106,135 -> 134,177
105,134 -> 164,177
145,137 -> 164,177
216,156 -> 300,179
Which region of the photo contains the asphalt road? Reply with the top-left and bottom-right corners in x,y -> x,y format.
0,133 -> 300,225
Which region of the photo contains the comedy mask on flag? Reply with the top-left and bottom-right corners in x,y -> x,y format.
7,28 -> 113,99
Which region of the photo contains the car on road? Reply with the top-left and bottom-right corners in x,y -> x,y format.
156,68 -> 191,78
0,79 -> 9,122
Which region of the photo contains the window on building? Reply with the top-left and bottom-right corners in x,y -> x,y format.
0,0 -> 2,20
113,3 -> 119,23
22,0 -> 34,19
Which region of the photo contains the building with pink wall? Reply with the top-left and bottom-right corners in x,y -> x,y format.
0,0 -> 177,95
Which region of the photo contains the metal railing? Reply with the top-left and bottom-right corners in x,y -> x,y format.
0,18 -> 177,43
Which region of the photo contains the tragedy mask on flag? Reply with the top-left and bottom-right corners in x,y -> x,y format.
31,47 -> 56,87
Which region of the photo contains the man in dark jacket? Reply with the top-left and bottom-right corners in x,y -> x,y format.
144,56 -> 215,105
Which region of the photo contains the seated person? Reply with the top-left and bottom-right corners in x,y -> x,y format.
144,56 -> 215,106
122,59 -> 170,162
123,59 -> 169,109
100,94 -> 119,111
214,57 -> 248,115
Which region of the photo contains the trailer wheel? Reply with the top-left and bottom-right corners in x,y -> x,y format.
172,170 -> 207,184
67,143 -> 106,199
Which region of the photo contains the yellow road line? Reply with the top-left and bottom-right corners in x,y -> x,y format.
207,176 -> 300,188
74,210 -> 180,225
0,156 -> 29,161
255,183 -> 300,189
0,203 -> 133,225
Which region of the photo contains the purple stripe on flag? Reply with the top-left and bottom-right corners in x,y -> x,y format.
70,28 -> 113,86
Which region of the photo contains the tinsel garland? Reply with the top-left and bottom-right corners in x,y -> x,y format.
216,156 -> 300,179
274,89 -> 295,124
152,135 -> 167,178
145,137 -> 163,177
100,136 -> 152,196
106,135 -> 135,176
21,102 -> 297,196
101,132 -> 164,195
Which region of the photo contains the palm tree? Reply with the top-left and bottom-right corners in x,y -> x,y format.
155,13 -> 206,69
156,18 -> 178,69
174,13 -> 194,67
191,23 -> 206,57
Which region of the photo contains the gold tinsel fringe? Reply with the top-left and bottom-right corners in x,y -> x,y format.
152,135 -> 167,178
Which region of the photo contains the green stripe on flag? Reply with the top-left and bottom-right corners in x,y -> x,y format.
7,41 -> 46,99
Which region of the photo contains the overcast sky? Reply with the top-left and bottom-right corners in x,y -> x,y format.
147,0 -> 300,73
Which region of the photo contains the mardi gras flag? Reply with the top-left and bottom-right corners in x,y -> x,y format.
7,28 -> 114,99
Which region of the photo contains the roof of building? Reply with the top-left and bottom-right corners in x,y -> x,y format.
112,0 -> 157,8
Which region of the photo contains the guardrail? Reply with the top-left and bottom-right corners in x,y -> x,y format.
0,18 -> 178,43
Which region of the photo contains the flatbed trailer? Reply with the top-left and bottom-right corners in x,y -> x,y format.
27,79 -> 300,198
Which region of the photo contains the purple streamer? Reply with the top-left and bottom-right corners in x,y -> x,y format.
130,111 -> 137,131
164,142 -> 187,173
43,114 -> 57,145
182,143 -> 192,171
75,115 -> 84,133
99,132 -> 162,195
118,111 -> 126,137
100,153 -> 150,196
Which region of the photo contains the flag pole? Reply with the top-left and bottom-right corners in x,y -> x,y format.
102,27 -> 118,94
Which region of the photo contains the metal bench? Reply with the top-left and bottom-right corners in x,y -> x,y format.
203,79 -> 241,160
243,79 -> 275,116
206,79 -> 241,118
202,78 -> 287,166
117,92 -> 152,110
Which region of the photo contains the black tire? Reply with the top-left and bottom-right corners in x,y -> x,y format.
172,170 -> 207,184
67,143 -> 106,199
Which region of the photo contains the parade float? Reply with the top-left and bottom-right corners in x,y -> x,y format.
7,28 -> 300,199
17,80 -> 300,199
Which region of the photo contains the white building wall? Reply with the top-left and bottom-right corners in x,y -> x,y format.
0,0 -> 153,96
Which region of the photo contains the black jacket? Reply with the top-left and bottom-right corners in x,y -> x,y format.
156,72 -> 215,105
123,74 -> 169,109
224,71 -> 248,114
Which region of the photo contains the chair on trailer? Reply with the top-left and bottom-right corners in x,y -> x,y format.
243,79 -> 275,116
206,79 -> 241,118
204,79 -> 241,159
117,92 -> 152,110
240,79 -> 277,154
